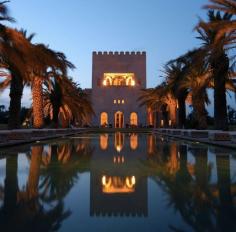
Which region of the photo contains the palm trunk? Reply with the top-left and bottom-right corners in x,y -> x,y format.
216,155 -> 234,230
192,93 -> 207,130
177,95 -> 186,129
212,54 -> 229,130
194,148 -> 208,190
52,102 -> 60,128
32,77 -> 44,128
27,145 -> 42,199
8,74 -> 23,129
4,155 -> 18,214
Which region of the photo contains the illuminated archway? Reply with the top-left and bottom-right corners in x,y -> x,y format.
100,112 -> 108,127
103,73 -> 136,86
130,112 -> 138,126
114,111 -> 124,128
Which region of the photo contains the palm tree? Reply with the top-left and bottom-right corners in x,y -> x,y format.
175,49 -> 211,129
29,44 -> 75,128
138,83 -> 176,127
43,77 -> 94,128
17,29 -> 75,129
163,61 -> 189,128
204,0 -> 236,39
196,10 -> 233,130
0,2 -> 33,129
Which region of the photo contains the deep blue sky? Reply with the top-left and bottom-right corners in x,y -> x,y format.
6,0 -> 230,110
10,0 -> 207,88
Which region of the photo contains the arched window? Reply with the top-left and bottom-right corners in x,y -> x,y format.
100,112 -> 108,127
102,73 -> 136,87
130,112 -> 138,126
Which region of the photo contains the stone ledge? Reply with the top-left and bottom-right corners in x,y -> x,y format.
154,129 -> 236,150
0,128 -> 91,148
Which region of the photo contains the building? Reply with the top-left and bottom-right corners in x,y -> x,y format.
90,51 -> 147,128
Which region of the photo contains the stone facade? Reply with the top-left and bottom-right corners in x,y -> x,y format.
91,51 -> 147,128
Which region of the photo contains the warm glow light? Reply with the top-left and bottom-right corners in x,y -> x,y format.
132,176 -> 136,185
102,175 -> 136,194
130,112 -> 138,126
115,132 -> 124,150
161,120 -> 164,127
118,100 -> 121,104
113,156 -> 125,164
116,145 -> 122,153
100,112 -> 108,126
103,73 -> 136,86
169,120 -> 172,126
130,134 -> 138,150
100,134 -> 108,150
114,100 -> 117,104
103,79 -> 107,86
122,99 -> 125,104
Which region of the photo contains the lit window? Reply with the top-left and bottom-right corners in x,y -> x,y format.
103,73 -> 136,87
118,100 -> 121,104
103,79 -> 107,86
114,100 -> 117,104
122,100 -> 125,104
100,112 -> 108,126
130,112 -> 138,126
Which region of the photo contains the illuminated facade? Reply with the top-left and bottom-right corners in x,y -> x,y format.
91,51 -> 147,128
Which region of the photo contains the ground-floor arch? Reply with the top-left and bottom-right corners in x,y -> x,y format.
114,111 -> 124,128
100,112 -> 108,127
130,112 -> 138,126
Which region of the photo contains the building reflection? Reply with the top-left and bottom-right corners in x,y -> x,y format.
91,132 -> 148,217
114,132 -> 124,152
102,175 -> 136,193
100,134 -> 109,150
130,134 -> 138,150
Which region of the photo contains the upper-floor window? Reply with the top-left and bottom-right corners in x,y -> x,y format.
102,73 -> 136,87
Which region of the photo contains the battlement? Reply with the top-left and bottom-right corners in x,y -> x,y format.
93,51 -> 146,56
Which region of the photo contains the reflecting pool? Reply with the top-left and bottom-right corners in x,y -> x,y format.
0,133 -> 236,232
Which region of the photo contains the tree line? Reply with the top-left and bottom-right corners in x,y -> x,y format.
140,0 -> 236,130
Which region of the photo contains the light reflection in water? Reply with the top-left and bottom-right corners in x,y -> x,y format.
114,132 -> 124,152
100,134 -> 108,150
0,134 -> 235,231
130,134 -> 138,150
101,175 -> 136,193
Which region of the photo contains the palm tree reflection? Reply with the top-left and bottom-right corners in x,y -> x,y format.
0,136 -> 93,231
145,139 -> 236,231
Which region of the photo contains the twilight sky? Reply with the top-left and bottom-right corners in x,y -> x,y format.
1,0 -> 221,107
11,0 -> 208,86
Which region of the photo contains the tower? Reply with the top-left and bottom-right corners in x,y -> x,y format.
91,51 -> 147,128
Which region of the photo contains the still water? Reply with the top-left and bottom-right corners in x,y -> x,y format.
0,133 -> 236,232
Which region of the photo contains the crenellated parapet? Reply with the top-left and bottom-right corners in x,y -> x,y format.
93,51 -> 146,56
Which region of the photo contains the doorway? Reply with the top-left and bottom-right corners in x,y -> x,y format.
114,111 -> 124,128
